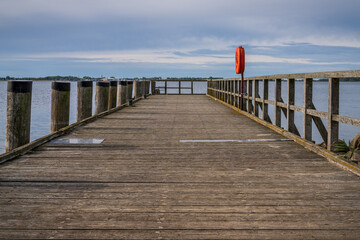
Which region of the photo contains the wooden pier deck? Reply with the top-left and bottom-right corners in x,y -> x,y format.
1,95 -> 360,239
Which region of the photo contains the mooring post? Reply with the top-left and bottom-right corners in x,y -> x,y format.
118,81 -> 128,106
327,78 -> 339,150
134,81 -> 140,99
151,80 -> 156,95
108,80 -> 118,109
5,81 -> 33,152
142,81 -> 147,99
303,78 -> 313,141
95,81 -> 109,114
274,78 -> 282,127
51,82 -> 70,133
127,81 -> 134,105
77,81 -> 93,122
145,81 -> 150,96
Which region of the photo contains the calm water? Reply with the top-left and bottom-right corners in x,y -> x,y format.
0,80 -> 359,153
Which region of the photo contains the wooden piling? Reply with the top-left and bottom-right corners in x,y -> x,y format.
108,81 -> 117,109
127,81 -> 133,105
5,81 -> 33,152
117,81 -> 127,106
145,81 -> 150,96
151,80 -> 156,95
77,81 -> 93,122
134,81 -> 140,99
94,81 -> 109,114
51,82 -> 70,133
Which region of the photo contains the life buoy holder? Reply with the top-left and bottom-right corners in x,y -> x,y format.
235,46 -> 245,74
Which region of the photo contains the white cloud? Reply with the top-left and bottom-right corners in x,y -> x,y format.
8,49 -> 360,66
249,35 -> 360,48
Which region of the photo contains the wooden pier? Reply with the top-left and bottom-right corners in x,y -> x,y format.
1,95 -> 360,239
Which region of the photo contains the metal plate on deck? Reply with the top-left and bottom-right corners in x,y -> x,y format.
180,139 -> 292,143
50,138 -> 104,144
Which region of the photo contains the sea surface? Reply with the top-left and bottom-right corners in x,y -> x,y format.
0,80 -> 359,153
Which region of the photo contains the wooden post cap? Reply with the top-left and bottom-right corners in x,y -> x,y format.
7,81 -> 32,93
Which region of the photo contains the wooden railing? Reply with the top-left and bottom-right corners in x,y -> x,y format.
151,79 -> 208,95
207,70 -> 360,151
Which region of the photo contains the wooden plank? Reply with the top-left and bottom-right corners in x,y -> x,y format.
1,95 -> 360,239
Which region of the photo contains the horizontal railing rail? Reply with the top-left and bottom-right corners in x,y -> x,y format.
151,79 -> 208,95
207,70 -> 360,152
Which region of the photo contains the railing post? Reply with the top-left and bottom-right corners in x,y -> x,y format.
5,81 -> 32,152
233,80 -> 236,106
220,81 -> 223,101
274,78 -> 281,127
287,78 -> 296,134
254,80 -> 259,117
229,80 -> 232,104
227,80 -> 230,104
118,81 -> 127,106
328,78 -> 339,150
77,81 -> 93,122
247,80 -> 252,113
236,80 -> 240,108
95,81 -> 109,114
191,80 -> 194,95
51,82 -> 70,133
262,79 -> 269,122
165,81 -> 167,95
179,81 -> 181,94
108,80 -> 117,109
243,80 -> 247,110
303,78 -> 313,141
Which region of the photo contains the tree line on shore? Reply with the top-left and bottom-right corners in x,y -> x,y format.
0,76 -> 223,81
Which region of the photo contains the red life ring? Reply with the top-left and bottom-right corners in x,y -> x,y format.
235,46 -> 245,74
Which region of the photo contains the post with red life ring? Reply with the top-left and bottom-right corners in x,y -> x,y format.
235,46 -> 245,110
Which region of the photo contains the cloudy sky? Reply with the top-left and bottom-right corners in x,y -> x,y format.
1,0 -> 360,78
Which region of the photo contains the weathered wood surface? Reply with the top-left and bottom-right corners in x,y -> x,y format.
1,95 -> 360,239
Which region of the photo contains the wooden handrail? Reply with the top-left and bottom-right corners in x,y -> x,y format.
207,70 -> 360,151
